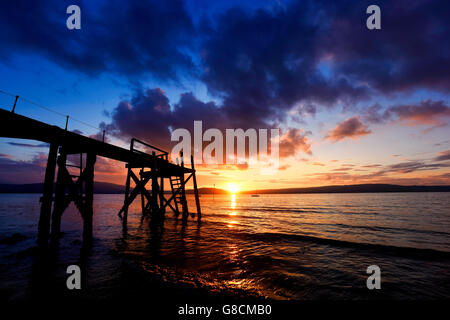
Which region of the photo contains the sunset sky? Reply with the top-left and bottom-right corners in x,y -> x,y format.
0,0 -> 449,190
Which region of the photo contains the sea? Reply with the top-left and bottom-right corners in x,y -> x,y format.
0,192 -> 449,301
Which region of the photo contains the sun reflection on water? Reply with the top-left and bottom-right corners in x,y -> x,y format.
227,220 -> 238,228
228,194 -> 238,225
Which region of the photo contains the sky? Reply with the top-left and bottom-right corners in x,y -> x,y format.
0,0 -> 449,191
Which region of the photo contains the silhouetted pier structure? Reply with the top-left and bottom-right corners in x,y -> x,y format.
0,108 -> 201,246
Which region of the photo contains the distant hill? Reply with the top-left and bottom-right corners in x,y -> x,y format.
0,182 -> 124,194
0,183 -> 227,194
241,184 -> 450,194
0,182 -> 448,194
187,187 -> 228,194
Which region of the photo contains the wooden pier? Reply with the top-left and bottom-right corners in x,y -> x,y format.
0,108 -> 201,246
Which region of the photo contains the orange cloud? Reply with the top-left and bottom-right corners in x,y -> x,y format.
326,116 -> 371,141
279,128 -> 312,157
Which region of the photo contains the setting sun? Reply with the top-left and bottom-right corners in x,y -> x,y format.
226,183 -> 240,194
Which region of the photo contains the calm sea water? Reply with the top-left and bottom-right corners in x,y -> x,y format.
0,192 -> 449,300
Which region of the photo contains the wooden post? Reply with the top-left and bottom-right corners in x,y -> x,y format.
122,165 -> 131,228
191,155 -> 201,222
38,143 -> 58,246
159,176 -> 165,218
11,95 -> 19,113
151,152 -> 159,216
140,168 -> 145,216
51,148 -> 67,237
122,139 -> 134,229
79,153 -> 83,195
83,152 -> 96,241
180,152 -> 188,223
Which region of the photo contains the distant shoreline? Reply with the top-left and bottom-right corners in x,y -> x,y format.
0,182 -> 449,194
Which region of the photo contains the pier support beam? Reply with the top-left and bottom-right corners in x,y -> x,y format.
38,143 -> 58,247
151,153 -> 159,216
122,164 -> 132,230
159,176 -> 165,217
48,148 -> 97,242
140,168 -> 145,216
82,152 -> 96,241
51,148 -> 68,238
191,155 -> 201,222
180,176 -> 188,224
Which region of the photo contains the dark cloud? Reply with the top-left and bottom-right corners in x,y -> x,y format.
363,104 -> 387,124
332,167 -> 353,171
321,0 -> 450,94
102,88 -> 227,150
308,170 -> 450,186
386,161 -> 449,174
434,140 -> 450,147
308,159 -> 450,185
0,0 -> 195,81
200,1 -> 370,129
326,116 -> 371,141
7,142 -> 49,148
199,0 -> 449,130
361,100 -> 450,135
362,164 -> 382,168
103,89 -> 312,160
387,101 -> 450,125
2,0 -> 447,134
434,150 -> 450,162
364,100 -> 450,127
0,153 -> 47,184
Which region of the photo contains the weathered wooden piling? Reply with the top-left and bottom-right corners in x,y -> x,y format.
191,155 -> 202,222
37,143 -> 58,246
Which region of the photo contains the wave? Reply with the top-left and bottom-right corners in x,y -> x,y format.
206,213 -> 450,238
292,221 -> 450,237
234,231 -> 450,260
223,206 -> 381,215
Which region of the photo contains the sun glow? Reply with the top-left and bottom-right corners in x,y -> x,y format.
227,183 -> 240,194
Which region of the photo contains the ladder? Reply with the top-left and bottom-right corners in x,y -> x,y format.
66,153 -> 83,180
169,176 -> 185,217
65,153 -> 84,210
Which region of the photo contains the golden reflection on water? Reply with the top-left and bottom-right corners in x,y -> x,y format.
227,220 -> 238,228
231,194 -> 236,208
228,194 -> 238,227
